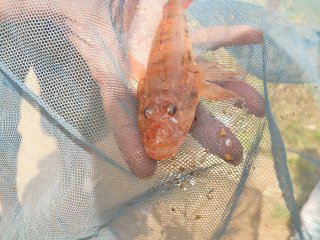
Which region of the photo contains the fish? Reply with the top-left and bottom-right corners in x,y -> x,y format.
130,0 -> 264,161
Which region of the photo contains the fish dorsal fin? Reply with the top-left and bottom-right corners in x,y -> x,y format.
129,53 -> 146,83
128,53 -> 147,98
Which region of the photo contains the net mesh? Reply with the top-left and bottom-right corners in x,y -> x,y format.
0,0 -> 319,239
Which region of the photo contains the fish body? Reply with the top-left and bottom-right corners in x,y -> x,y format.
133,0 -> 264,161
137,0 -> 199,160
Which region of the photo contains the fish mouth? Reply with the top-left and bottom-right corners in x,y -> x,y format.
141,118 -> 185,160
144,140 -> 183,161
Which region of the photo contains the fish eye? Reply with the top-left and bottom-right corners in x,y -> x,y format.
144,106 -> 153,118
167,104 -> 177,115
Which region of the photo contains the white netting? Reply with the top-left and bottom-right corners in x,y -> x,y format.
0,0 -> 319,239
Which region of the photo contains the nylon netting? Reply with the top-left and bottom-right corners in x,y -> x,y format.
0,0 -> 319,239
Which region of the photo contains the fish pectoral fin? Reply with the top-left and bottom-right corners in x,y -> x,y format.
129,53 -> 146,84
196,61 -> 245,82
198,79 -> 237,100
193,62 -> 266,117
191,63 -> 238,100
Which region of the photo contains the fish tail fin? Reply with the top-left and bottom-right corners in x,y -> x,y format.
183,0 -> 193,9
164,0 -> 192,11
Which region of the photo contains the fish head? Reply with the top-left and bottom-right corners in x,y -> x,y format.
138,95 -> 195,160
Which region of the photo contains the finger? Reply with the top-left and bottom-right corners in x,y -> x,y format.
75,62 -> 156,179
67,18 -> 157,179
87,65 -> 157,179
191,25 -> 263,50
191,104 -> 243,166
107,91 -> 157,179
67,17 -> 126,84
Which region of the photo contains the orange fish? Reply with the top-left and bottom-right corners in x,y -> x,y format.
131,0 -> 252,160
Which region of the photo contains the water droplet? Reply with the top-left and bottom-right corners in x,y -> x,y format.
144,107 -> 153,118
226,138 -> 232,147
170,117 -> 178,124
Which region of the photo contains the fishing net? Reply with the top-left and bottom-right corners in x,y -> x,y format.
0,0 -> 319,239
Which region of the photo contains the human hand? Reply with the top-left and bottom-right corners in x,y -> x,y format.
0,0 -> 265,178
